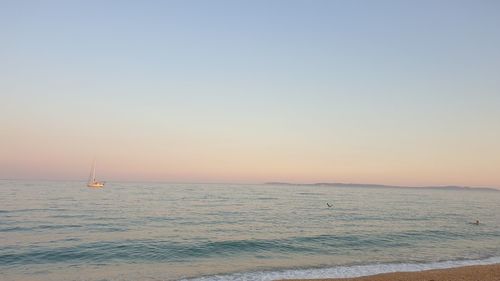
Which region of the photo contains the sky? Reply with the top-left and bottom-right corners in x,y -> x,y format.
1,0 -> 500,187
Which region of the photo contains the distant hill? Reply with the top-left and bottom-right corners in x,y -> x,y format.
264,182 -> 499,192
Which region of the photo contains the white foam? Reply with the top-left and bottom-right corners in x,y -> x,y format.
182,256 -> 500,281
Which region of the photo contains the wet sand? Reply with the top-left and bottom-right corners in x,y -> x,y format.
280,263 -> 500,281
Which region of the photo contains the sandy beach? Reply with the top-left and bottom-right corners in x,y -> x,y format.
281,263 -> 500,281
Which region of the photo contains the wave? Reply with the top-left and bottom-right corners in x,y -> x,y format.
2,229 -> 499,266
181,256 -> 500,281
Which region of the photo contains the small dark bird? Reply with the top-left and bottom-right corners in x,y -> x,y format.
326,203 -> 332,208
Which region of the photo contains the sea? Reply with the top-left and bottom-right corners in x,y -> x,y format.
1,180 -> 499,281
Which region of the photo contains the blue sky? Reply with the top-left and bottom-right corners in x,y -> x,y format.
1,1 -> 500,186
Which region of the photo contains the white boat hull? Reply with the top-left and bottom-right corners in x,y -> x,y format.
87,182 -> 105,188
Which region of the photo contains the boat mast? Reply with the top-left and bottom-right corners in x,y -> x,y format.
88,160 -> 96,183
92,161 -> 96,182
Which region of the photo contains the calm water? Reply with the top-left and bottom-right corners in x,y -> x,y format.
1,180 -> 499,281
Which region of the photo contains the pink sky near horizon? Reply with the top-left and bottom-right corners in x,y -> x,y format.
2,118 -> 500,188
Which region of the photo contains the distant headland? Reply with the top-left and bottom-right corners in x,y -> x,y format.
264,182 -> 499,192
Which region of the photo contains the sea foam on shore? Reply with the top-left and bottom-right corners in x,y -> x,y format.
182,257 -> 500,281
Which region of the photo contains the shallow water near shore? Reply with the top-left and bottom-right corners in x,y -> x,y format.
1,180 -> 499,280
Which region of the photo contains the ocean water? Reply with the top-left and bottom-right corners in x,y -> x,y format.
1,180 -> 499,281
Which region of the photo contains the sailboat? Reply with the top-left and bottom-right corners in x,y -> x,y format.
87,160 -> 105,188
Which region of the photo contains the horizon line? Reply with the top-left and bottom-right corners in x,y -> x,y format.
1,178 -> 498,190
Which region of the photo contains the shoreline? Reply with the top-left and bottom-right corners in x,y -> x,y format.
279,263 -> 500,281
180,258 -> 500,280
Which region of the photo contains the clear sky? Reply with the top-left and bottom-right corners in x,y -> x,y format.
1,0 -> 500,187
